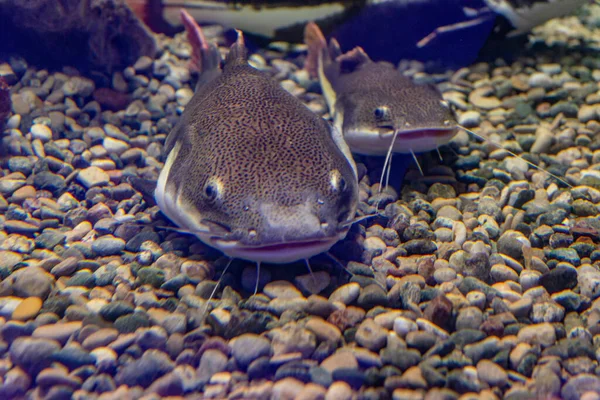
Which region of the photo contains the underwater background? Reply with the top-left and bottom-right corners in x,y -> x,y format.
0,1 -> 600,399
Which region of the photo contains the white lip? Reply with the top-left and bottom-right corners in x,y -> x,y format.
345,127 -> 457,156
211,235 -> 345,264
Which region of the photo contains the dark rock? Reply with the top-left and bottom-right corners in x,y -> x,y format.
114,313 -> 151,333
539,266 -> 577,294
66,271 -> 96,288
309,366 -> 333,388
423,294 -> 453,331
114,350 -> 174,388
10,337 -> 61,375
99,301 -> 134,322
52,346 -> 95,369
248,356 -> 274,381
381,348 -> 421,371
137,267 -> 165,288
125,230 -> 161,252
35,230 -> 66,249
357,284 -> 388,309
275,362 -> 312,383
33,171 -> 66,196
332,368 -> 365,389
82,374 -> 116,393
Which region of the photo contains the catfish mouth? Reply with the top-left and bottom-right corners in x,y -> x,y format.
398,128 -> 456,141
345,126 -> 457,156
211,236 -> 343,264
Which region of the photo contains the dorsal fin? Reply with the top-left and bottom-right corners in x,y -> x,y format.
328,38 -> 343,60
224,30 -> 248,70
336,46 -> 372,74
304,22 -> 328,79
180,9 -> 221,74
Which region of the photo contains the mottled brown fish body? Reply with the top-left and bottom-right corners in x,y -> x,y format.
156,23 -> 358,264
325,60 -> 457,155
305,22 -> 457,156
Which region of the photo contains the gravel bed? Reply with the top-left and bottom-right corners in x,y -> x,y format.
1,4 -> 600,400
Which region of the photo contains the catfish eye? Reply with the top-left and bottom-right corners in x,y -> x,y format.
205,184 -> 216,199
203,178 -> 222,202
374,106 -> 390,120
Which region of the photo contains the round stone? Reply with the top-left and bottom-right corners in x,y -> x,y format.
231,334 -> 271,369
77,166 -> 110,188
12,297 -> 43,321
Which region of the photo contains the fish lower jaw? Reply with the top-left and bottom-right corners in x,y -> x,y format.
345,128 -> 457,156
210,237 -> 342,264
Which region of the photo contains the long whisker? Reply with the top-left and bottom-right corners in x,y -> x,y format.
436,147 -> 444,162
201,257 -> 234,318
119,222 -> 209,235
254,262 -> 261,296
118,221 -> 230,240
379,129 -> 400,194
340,212 -> 379,228
325,251 -> 354,279
304,258 -> 318,288
410,149 -> 424,176
457,124 -> 572,188
385,152 -> 393,189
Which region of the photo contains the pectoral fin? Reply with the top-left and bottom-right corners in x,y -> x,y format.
125,175 -> 158,206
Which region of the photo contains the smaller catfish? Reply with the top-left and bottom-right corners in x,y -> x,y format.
148,11 -> 360,266
304,22 -> 457,160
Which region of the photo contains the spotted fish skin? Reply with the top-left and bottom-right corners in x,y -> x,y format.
154,13 -> 358,264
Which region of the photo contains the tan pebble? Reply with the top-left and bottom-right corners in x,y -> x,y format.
295,383 -> 327,400
203,383 -> 227,398
305,317 -> 342,343
321,351 -> 358,373
509,342 -> 532,370
243,380 -> 273,398
355,318 -> 388,351
209,371 -> 232,385
581,392 -> 600,400
373,311 -> 403,330
33,321 -> 82,344
468,86 -> 501,110
326,381 -> 354,400
517,322 -> 556,347
12,297 -> 42,321
477,359 -> 508,387
10,185 -> 36,202
329,282 -> 360,304
397,274 -> 426,288
271,377 -> 305,400
264,280 -> 302,299
401,366 -> 428,389
268,297 -> 308,315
